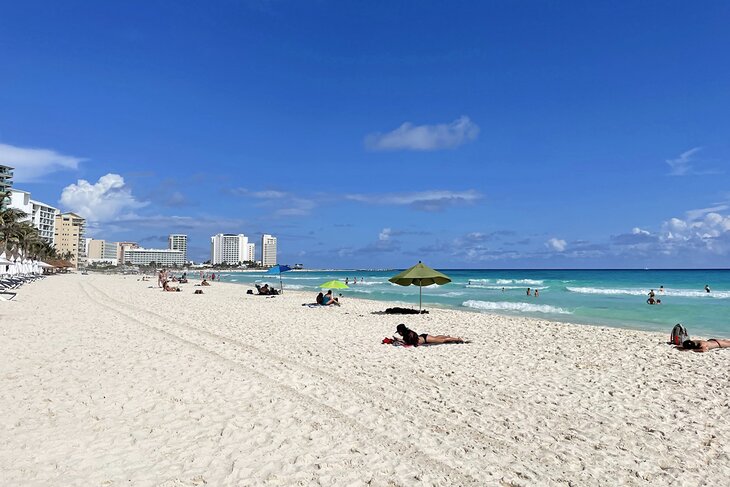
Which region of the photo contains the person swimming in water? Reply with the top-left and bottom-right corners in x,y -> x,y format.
705,284 -> 711,293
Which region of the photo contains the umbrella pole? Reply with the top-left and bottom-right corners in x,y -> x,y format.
419,285 -> 422,312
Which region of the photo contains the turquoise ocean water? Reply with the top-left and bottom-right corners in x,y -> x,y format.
211,269 -> 729,337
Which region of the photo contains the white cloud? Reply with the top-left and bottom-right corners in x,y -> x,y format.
632,227 -> 651,235
379,228 -> 392,241
274,198 -> 316,216
546,238 -> 567,252
347,190 -> 482,212
60,173 -> 147,221
252,190 -> 288,199
685,204 -> 729,221
0,142 -> 84,182
666,147 -> 701,176
365,116 -> 479,151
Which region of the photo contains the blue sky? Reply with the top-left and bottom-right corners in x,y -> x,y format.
2,0 -> 729,268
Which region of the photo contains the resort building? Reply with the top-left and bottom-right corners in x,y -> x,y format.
246,242 -> 255,263
118,242 -> 139,264
168,234 -> 188,263
6,189 -> 59,243
261,234 -> 277,267
54,212 -> 86,269
0,165 -> 12,209
123,247 -> 185,267
86,238 -> 119,265
210,233 -> 249,265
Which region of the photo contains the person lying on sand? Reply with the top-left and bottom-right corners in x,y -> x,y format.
201,279 -> 210,286
678,339 -> 730,352
395,324 -> 464,346
163,281 -> 181,292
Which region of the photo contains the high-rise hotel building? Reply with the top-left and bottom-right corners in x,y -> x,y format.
0,165 -> 13,209
210,233 -> 250,265
168,234 -> 188,263
54,212 -> 86,268
261,234 -> 277,267
7,189 -> 59,244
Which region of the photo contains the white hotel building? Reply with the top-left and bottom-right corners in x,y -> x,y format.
261,234 -> 277,267
210,233 -> 252,265
8,189 -> 59,244
168,234 -> 188,263
123,248 -> 185,267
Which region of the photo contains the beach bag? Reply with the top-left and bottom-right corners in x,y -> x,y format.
669,324 -> 689,346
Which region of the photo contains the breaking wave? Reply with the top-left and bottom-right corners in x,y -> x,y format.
462,300 -> 572,314
466,285 -> 549,290
566,287 -> 730,299
468,279 -> 544,285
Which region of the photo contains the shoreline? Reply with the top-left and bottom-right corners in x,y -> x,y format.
218,277 -> 715,339
2,273 -> 728,485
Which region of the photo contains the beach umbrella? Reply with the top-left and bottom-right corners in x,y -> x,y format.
388,261 -> 451,312
319,280 -> 349,290
266,264 -> 292,292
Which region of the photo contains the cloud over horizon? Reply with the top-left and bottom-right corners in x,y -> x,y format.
347,189 -> 482,212
60,173 -> 147,221
0,142 -> 84,182
365,116 -> 479,151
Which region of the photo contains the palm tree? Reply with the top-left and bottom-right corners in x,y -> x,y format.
0,208 -> 30,256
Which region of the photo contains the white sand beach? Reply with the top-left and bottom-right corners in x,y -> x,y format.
1,273 -> 729,486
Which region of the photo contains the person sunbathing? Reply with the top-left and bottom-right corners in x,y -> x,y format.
679,339 -> 729,352
395,324 -> 464,346
163,281 -> 181,292
201,279 -> 211,286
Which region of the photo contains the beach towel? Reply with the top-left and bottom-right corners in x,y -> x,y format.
385,307 -> 428,315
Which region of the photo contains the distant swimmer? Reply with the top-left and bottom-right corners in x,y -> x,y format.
345,277 -> 349,285
659,285 -> 664,294
526,287 -> 531,296
534,289 -> 539,297
648,289 -> 655,299
501,287 -> 505,292
705,284 -> 711,293
647,297 -> 661,305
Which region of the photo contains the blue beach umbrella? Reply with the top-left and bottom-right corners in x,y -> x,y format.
266,264 -> 292,292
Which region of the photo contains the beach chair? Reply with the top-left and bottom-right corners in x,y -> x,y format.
0,282 -> 17,300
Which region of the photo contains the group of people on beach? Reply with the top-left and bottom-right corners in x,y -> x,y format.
315,290 -> 340,305
156,268 -> 212,292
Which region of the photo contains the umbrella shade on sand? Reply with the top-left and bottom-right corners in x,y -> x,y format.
388,261 -> 451,311
319,280 -> 349,289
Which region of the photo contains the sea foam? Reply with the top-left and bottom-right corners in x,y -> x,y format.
566,287 -> 730,299
462,300 -> 571,314
468,278 -> 544,285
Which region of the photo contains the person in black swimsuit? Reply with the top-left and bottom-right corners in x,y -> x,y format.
678,338 -> 729,352
395,324 -> 464,346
